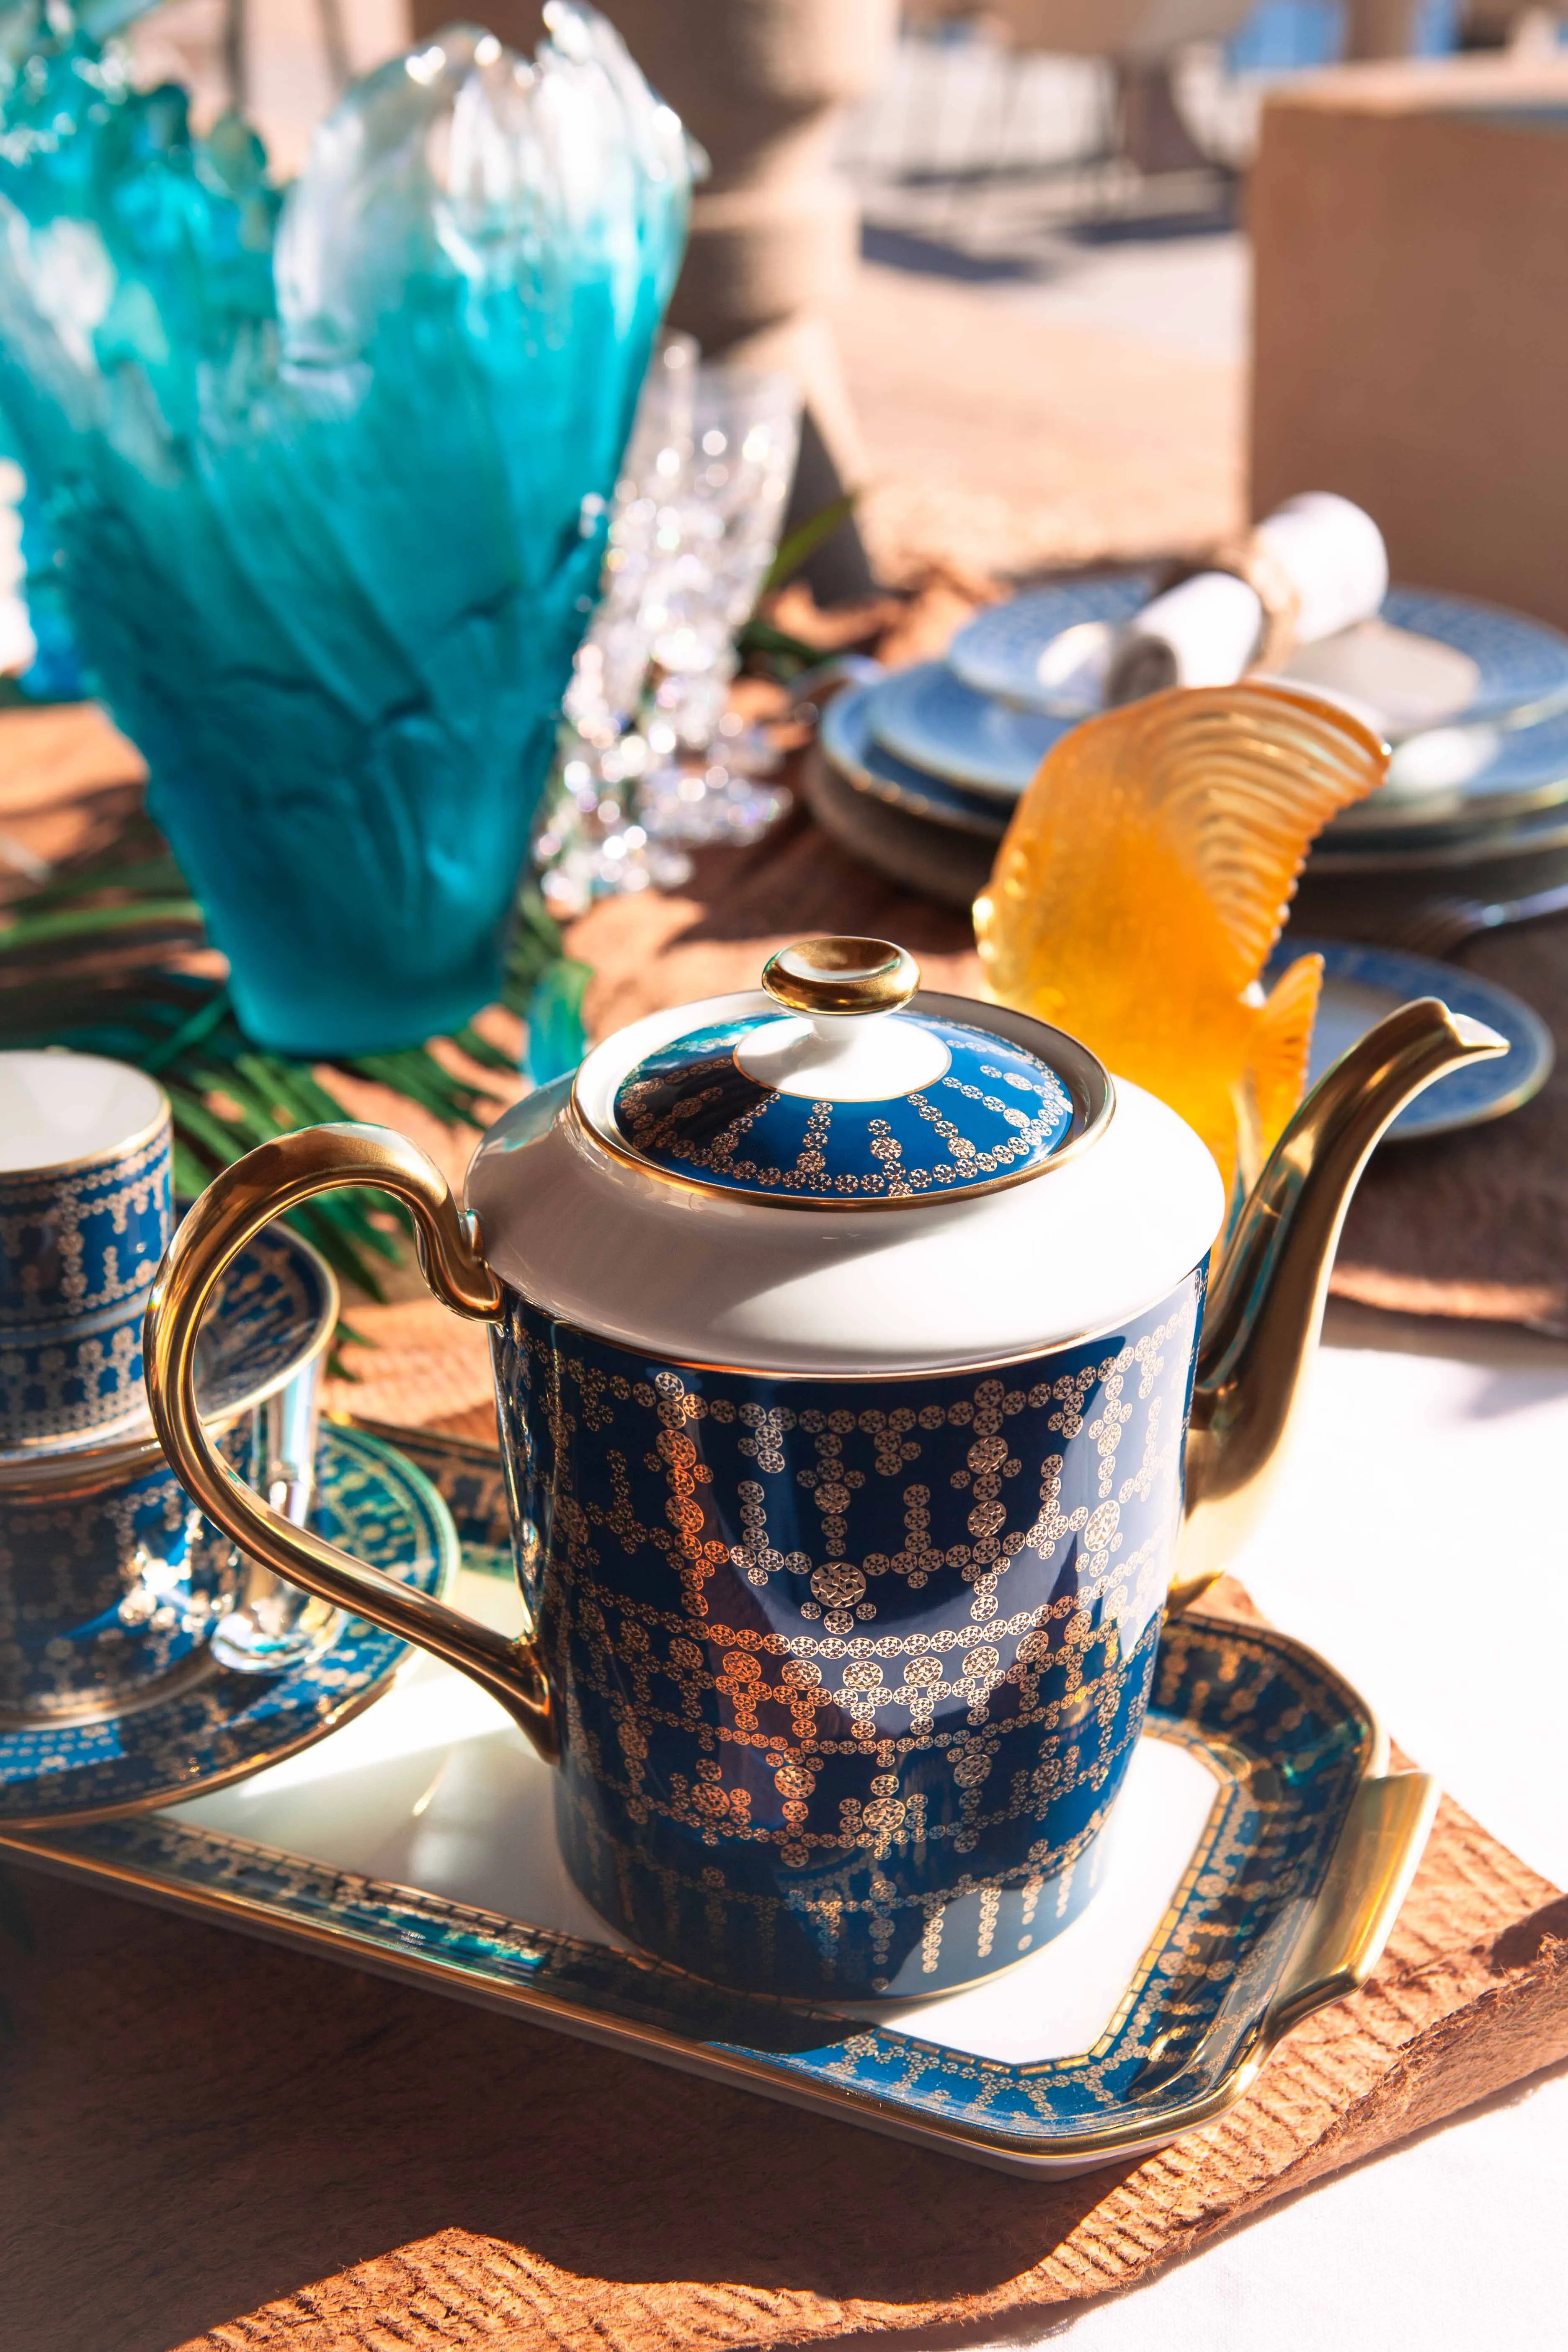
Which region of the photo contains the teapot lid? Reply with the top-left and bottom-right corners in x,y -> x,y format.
468,938 -> 1224,1376
599,938 -> 1105,1207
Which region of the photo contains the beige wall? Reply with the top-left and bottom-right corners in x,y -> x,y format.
1251,59 -> 1568,629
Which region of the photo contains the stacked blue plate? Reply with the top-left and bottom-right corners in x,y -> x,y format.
816,571 -> 1568,884
807,571 -> 1564,1130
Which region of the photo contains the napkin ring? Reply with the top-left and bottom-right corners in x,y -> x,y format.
1162,532 -> 1302,673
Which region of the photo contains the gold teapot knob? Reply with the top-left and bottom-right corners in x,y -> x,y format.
761,936 -> 920,1018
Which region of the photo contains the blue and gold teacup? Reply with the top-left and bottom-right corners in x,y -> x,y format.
0,1220 -> 336,1724
0,1050 -> 173,1448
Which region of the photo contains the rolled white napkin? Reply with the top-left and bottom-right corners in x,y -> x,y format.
1105,492 -> 1390,707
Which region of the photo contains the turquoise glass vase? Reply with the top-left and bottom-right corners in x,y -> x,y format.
0,6 -> 688,1053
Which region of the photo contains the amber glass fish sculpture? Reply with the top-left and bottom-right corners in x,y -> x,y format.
974,683 -> 1387,1206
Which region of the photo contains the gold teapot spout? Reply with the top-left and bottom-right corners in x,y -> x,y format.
1175,996 -> 1506,1609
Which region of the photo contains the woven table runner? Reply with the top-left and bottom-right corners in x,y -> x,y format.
4,705 -> 1566,1416
0,1579 -> 1563,2352
3,713 -> 1567,2345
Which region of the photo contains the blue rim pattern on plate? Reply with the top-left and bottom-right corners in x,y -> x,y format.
949,573 -> 1149,717
865,662 -> 1072,801
1332,701 -> 1568,838
1271,937 -> 1555,1138
0,1426 -> 458,1823
4,1596 -> 1406,2174
821,683 -> 1008,840
949,573 -> 1568,734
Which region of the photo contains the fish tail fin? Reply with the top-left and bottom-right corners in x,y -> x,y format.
1237,954 -> 1324,1194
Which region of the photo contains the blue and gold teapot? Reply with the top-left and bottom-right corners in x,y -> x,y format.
146,938 -> 1498,1999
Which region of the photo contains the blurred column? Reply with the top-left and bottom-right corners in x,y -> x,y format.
1344,0 -> 1423,54
1345,2 -> 1538,62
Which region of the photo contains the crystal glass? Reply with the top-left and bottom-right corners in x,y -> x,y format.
0,5 -> 688,1055
535,348 -> 802,913
536,332 -> 702,913
209,1362 -> 335,1674
567,331 -> 699,745
636,364 -> 802,847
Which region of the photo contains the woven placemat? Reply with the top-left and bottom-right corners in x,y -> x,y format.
0,1579 -> 1562,2352
7,706 -> 1568,1426
3,714 -> 1565,2345
320,794 -> 1568,1434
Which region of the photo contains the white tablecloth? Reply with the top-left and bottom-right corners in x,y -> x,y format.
911,1299 -> 1568,2349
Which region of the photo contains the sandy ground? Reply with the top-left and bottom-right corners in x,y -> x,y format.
831,253 -> 1246,585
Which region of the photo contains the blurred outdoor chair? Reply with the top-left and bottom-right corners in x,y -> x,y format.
981,2 -> 1263,170
878,1 -> 1256,192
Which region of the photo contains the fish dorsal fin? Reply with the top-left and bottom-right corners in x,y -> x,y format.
1125,685 -> 1386,990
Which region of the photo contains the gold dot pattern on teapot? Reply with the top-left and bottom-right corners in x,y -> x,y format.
492,1274 -> 1203,1995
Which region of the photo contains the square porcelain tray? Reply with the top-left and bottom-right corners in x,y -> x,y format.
3,1426 -> 1436,2177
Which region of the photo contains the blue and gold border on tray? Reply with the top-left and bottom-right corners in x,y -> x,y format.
0,1418 -> 1436,2177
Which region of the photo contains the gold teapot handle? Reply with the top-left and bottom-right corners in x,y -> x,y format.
143,1124 -> 558,1760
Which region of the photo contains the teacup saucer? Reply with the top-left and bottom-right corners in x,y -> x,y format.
0,1424 -> 458,1826
0,1218 -> 336,1473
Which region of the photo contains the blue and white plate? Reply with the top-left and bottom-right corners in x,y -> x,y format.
1330,702 -> 1568,838
1271,938 -> 1554,1139
864,661 -> 1072,801
1309,797 -> 1568,878
0,1425 -> 458,1824
950,572 -> 1568,739
820,681 -> 1008,840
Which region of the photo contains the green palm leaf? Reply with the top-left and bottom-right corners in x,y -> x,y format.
0,814 -> 582,1320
